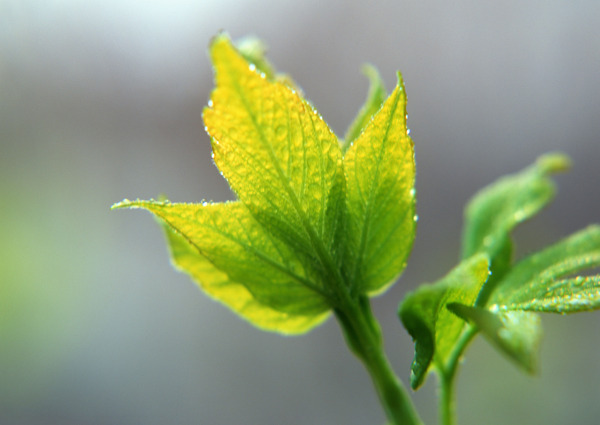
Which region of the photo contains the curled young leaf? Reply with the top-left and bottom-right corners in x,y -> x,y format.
343,64 -> 388,151
398,254 -> 489,389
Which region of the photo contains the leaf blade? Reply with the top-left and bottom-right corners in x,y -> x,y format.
491,225 -> 600,314
203,34 -> 345,265
398,254 -> 490,389
113,199 -> 331,331
344,72 -> 416,294
448,304 -> 541,374
462,153 -> 570,261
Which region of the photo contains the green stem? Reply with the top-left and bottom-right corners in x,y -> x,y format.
438,325 -> 478,425
335,297 -> 423,425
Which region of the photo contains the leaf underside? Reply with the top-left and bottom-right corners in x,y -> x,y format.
399,254 -> 490,389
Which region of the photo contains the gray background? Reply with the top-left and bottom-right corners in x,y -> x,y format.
2,1 -> 599,424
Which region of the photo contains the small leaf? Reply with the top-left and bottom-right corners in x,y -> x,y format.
462,153 -> 570,260
461,153 -> 571,304
235,36 -> 277,80
342,64 -> 388,151
491,225 -> 600,314
398,254 -> 490,389
203,34 -> 345,268
113,199 -> 331,333
344,72 -> 416,295
448,304 -> 541,374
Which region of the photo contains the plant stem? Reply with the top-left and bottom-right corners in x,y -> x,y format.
438,325 -> 478,425
335,297 -> 423,425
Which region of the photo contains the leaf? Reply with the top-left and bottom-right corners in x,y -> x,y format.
461,153 -> 571,304
490,225 -> 600,314
114,34 -> 419,334
203,34 -> 346,270
343,72 -> 416,295
342,64 -> 388,152
447,304 -> 541,374
398,254 -> 490,389
462,153 -> 570,260
112,199 -> 330,333
235,36 -> 277,80
161,215 -> 329,334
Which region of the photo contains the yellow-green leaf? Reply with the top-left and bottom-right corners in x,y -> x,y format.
203,34 -> 345,265
162,216 -> 329,334
344,72 -> 416,294
113,199 -> 330,333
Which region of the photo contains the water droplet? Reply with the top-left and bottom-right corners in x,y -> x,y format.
248,63 -> 256,72
407,128 -> 411,135
202,200 -> 209,207
413,214 -> 419,222
409,188 -> 416,197
260,72 -> 266,79
207,99 -> 213,108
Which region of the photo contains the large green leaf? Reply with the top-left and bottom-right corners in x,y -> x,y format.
344,72 -> 416,295
398,254 -> 489,389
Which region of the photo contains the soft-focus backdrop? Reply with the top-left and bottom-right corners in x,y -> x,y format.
2,1 -> 599,424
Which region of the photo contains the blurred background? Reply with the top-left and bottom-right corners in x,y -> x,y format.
2,1 -> 599,424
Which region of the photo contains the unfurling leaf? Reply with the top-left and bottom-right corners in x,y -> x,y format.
343,64 -> 388,151
113,33 -> 417,334
398,254 -> 489,389
448,304 -> 541,374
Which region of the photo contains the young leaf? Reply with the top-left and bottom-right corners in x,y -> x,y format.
235,36 -> 277,80
491,225 -> 600,314
112,199 -> 331,332
344,72 -> 416,295
398,254 -> 489,389
461,153 -> 571,304
447,304 -> 541,374
114,34 -> 419,334
342,64 -> 388,151
462,153 -> 570,260
203,34 -> 346,271
162,215 -> 330,334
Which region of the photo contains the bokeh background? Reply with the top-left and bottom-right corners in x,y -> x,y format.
2,1 -> 599,424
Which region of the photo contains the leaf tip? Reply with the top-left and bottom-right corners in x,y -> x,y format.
110,199 -> 134,210
536,152 -> 571,174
